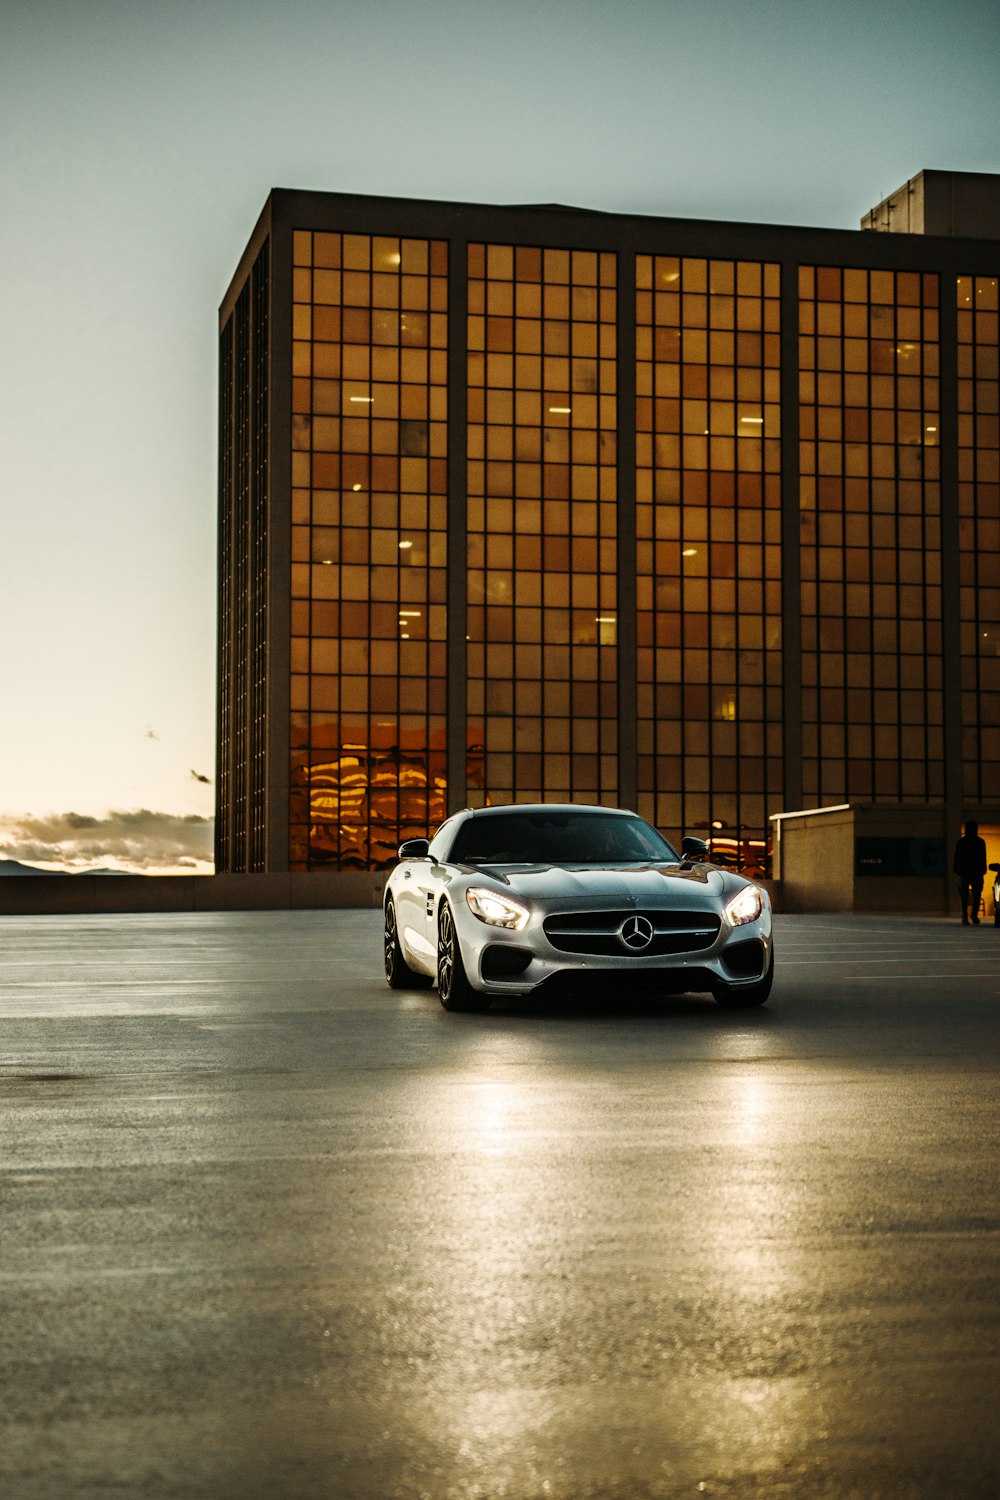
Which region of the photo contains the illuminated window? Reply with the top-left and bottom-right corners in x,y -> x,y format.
466,244 -> 619,806
289,232 -> 449,869
798,266 -> 943,806
957,273 -> 1000,799
635,255 -> 781,873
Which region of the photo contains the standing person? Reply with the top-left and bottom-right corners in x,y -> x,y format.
953,819 -> 988,925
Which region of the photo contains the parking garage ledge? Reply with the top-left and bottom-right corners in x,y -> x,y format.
0,872 -> 387,916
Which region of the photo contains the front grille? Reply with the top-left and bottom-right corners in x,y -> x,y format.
543,908 -> 721,956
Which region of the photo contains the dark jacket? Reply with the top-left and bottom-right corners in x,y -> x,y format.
953,834 -> 987,879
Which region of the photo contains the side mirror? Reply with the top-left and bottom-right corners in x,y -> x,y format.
681,836 -> 709,861
990,863 -> 1000,873
397,838 -> 430,859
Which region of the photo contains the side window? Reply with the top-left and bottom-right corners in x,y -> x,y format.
427,817 -> 459,863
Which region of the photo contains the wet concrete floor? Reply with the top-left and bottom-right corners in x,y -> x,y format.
1,910 -> 999,1498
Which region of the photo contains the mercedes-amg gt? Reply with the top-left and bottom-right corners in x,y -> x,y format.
382,803 -> 773,1011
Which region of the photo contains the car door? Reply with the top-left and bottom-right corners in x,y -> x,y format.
415,854 -> 445,965
394,850 -> 437,968
398,817 -> 456,969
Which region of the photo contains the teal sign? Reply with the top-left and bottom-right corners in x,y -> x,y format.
855,837 -> 947,877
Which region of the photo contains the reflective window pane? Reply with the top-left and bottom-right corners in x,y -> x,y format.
289,232 -> 448,869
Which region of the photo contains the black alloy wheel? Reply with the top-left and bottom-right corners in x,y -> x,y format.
437,902 -> 488,1011
384,898 -> 431,989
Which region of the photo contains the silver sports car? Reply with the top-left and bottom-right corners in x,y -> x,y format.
383,803 -> 773,1011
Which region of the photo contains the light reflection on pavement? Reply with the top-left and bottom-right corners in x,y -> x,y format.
1,910 -> 999,1498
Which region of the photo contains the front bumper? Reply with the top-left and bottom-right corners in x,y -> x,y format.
457,897 -> 772,996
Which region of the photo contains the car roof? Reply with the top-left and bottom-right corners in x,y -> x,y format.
463,803 -> 635,819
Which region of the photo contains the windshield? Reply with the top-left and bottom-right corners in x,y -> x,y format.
448,810 -> 678,865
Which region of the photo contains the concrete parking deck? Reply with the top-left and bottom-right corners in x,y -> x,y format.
2,911 -> 999,1498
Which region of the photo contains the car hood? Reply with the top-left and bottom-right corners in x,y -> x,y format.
463,861 -> 731,904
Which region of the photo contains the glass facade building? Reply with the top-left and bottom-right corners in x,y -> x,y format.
217,187 -> 999,878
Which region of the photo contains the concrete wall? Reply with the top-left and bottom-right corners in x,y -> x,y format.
851,804 -> 951,915
774,804 -> 958,914
776,808 -> 855,913
924,171 -> 1000,239
0,872 -> 386,916
860,176 -> 927,235
860,170 -> 1000,239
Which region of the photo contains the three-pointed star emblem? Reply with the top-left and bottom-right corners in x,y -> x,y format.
618,914 -> 654,951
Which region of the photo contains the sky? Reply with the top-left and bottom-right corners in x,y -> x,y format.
1,0 -> 997,872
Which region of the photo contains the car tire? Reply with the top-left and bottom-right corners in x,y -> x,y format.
713,949 -> 774,1009
437,901 -> 489,1012
384,899 -> 432,989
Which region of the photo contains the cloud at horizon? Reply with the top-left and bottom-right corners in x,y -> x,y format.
0,808 -> 214,874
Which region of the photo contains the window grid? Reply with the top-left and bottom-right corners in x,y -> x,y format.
635,255 -> 782,873
289,231 -> 449,870
798,266 -> 944,807
465,244 -> 619,806
216,320 -> 233,872
249,243 -> 269,869
957,273 -> 1000,800
232,283 -> 250,865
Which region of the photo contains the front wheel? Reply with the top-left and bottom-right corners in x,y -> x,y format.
437,902 -> 489,1012
384,899 -> 432,989
713,949 -> 774,1009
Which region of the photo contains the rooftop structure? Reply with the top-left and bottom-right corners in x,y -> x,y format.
861,170 -> 1000,238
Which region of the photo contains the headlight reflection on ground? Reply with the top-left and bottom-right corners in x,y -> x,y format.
731,1073 -> 771,1147
404,1070 -> 576,1488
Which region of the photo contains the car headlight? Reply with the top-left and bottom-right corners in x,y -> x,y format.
725,884 -> 763,927
466,887 -> 530,930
